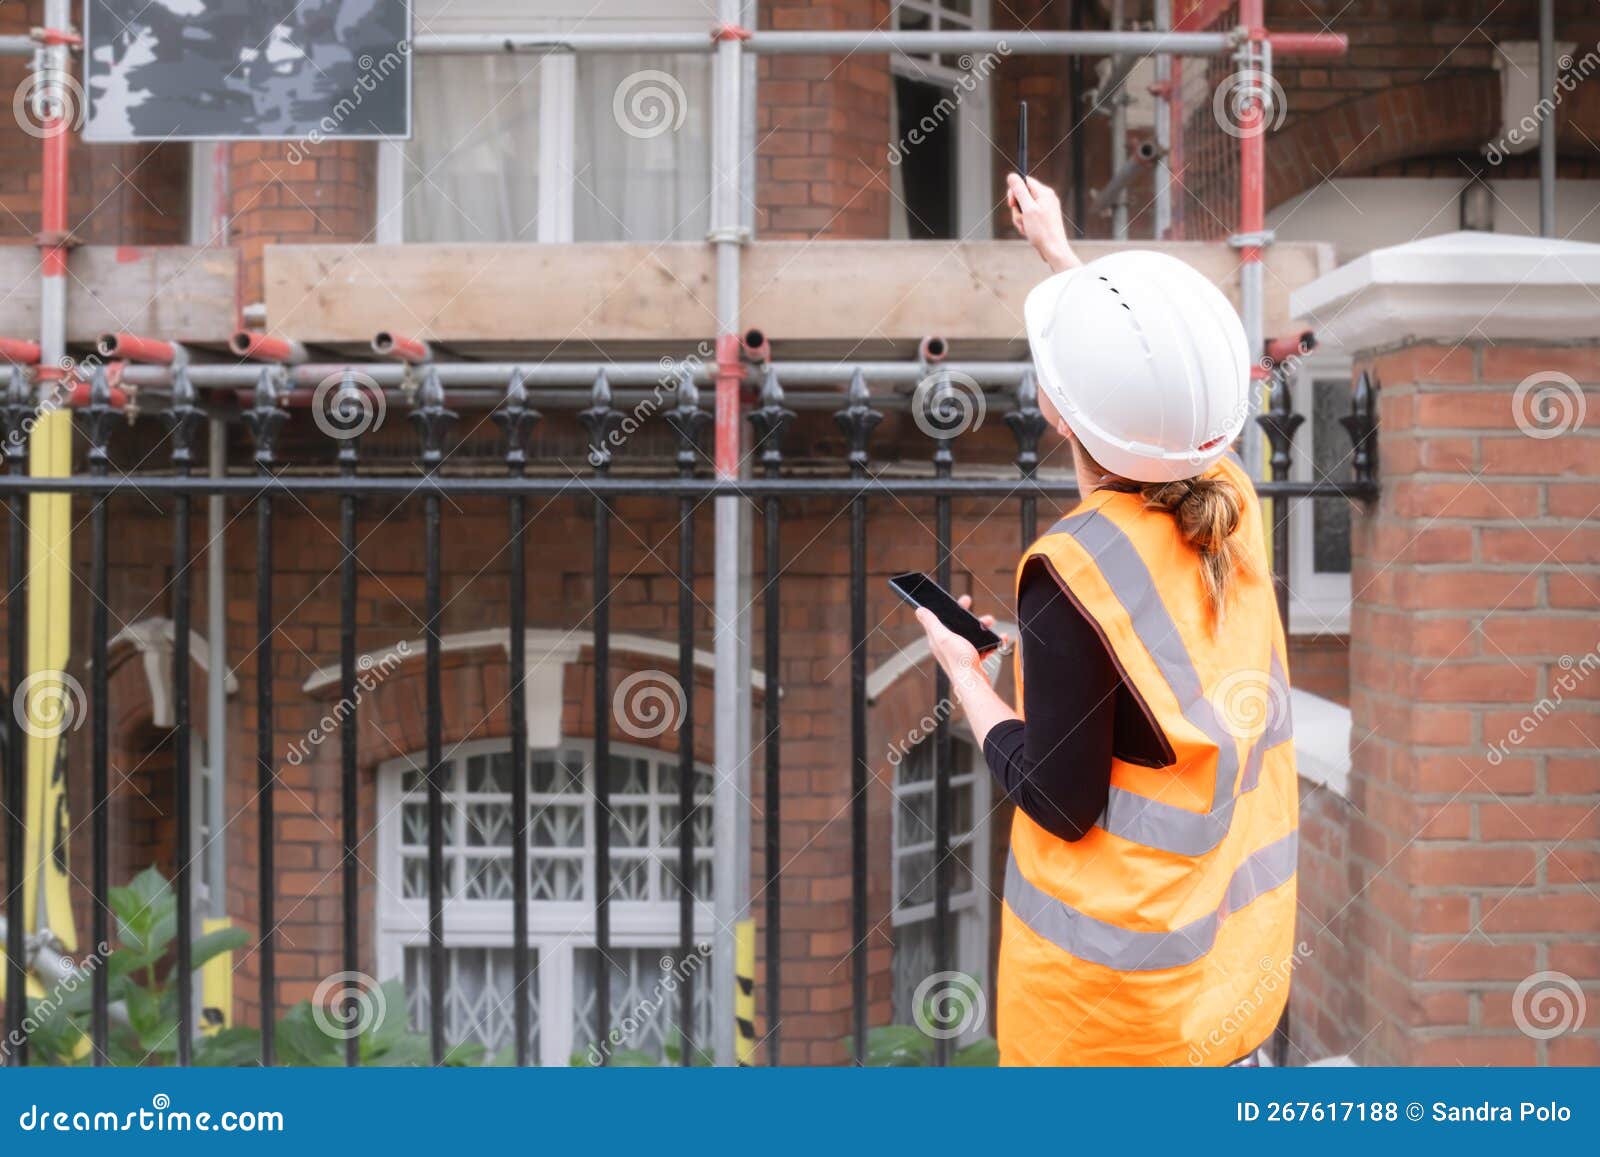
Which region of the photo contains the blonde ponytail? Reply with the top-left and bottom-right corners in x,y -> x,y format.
1140,475 -> 1249,627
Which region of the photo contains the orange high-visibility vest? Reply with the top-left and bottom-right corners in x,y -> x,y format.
998,455 -> 1298,1067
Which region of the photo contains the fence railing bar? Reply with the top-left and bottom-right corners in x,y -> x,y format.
0,477 -> 1379,501
411,368 -> 456,1065
335,372 -> 364,1068
168,368 -> 204,1067
835,370 -> 882,1065
749,367 -> 794,1065
243,367 -> 288,1066
494,370 -> 538,1067
579,373 -> 624,1064
84,368 -> 115,1064
931,386 -> 955,1068
666,371 -> 710,1065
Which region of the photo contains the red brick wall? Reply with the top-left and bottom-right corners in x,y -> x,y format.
227,142 -> 377,306
1332,341 -> 1600,1065
757,0 -> 893,239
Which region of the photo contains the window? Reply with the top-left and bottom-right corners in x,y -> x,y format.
1287,354 -> 1355,634
377,740 -> 714,1065
890,735 -> 991,1033
888,0 -> 994,241
380,3 -> 713,243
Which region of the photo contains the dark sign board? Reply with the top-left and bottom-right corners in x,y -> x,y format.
84,0 -> 411,143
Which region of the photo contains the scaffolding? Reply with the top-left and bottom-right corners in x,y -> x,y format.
0,3 -> 1360,1066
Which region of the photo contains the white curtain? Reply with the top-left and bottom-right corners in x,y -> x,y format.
573,54 -> 713,242
401,53 -> 711,243
403,55 -> 542,243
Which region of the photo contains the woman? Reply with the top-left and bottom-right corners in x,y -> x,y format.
916,175 -> 1299,1067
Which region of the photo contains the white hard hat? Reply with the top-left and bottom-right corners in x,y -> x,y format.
1023,250 -> 1251,483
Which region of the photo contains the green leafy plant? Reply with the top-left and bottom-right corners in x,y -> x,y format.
19,867 -> 485,1068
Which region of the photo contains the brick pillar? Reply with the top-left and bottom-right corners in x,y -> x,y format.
1294,232 -> 1600,1066
227,141 -> 377,306
757,0 -> 891,239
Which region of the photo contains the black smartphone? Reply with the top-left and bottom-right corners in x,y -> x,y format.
1017,100 -> 1030,181
889,572 -> 1004,654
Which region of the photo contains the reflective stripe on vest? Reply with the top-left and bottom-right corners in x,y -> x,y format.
1043,508 -> 1292,857
1004,829 -> 1298,972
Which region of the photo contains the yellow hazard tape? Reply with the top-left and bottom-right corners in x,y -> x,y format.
734,919 -> 756,1066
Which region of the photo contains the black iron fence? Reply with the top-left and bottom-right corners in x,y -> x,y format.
0,358 -> 1377,1067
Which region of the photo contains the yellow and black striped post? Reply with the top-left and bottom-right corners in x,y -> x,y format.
735,919 -> 756,1065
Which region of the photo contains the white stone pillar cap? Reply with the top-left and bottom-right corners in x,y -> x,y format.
1289,230 -> 1600,351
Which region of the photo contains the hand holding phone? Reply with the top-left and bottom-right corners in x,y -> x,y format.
889,572 -> 1004,655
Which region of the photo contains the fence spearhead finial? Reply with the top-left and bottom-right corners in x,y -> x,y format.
492,368 -> 542,471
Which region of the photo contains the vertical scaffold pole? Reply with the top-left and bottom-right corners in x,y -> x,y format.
711,1 -> 751,1067
1235,0 -> 1268,479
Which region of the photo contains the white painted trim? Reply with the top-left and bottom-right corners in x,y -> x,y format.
1291,688 -> 1351,800
1288,353 -> 1354,636
1291,230 -> 1600,351
302,627 -> 769,751
865,623 -> 1015,704
107,618 -> 239,729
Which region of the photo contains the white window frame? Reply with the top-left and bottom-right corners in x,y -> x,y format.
889,728 -> 992,1036
889,0 -> 994,240
1287,351 -> 1355,635
375,736 -> 715,1066
377,3 -> 711,244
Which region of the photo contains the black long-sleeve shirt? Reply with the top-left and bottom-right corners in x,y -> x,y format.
982,558 -> 1170,841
